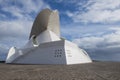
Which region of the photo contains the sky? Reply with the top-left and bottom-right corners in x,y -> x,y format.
0,0 -> 120,61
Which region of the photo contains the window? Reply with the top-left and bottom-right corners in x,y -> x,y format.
32,35 -> 39,47
54,49 -> 62,58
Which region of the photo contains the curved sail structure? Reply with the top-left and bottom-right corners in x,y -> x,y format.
29,9 -> 60,39
6,9 -> 92,65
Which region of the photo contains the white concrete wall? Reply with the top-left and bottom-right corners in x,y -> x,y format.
6,40 -> 92,64
36,30 -> 60,44
23,30 -> 60,48
13,40 -> 67,64
65,40 -> 92,64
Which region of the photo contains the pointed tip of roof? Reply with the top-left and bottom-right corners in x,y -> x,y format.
41,8 -> 51,12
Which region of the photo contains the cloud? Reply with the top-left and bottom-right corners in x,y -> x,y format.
72,26 -> 120,61
61,23 -> 113,40
0,47 -> 7,61
66,0 -> 120,23
72,26 -> 120,48
0,0 -> 50,60
0,20 -> 32,38
0,0 -> 50,49
47,0 -> 79,3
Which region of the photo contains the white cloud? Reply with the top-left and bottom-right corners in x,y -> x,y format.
72,27 -> 120,49
73,37 -> 103,49
87,0 -> 120,10
66,0 -> 120,23
1,0 -> 50,19
61,23 -> 113,40
16,0 -> 50,13
51,0 -> 78,3
0,0 -> 50,61
71,26 -> 120,61
0,0 -> 50,49
0,20 -> 32,38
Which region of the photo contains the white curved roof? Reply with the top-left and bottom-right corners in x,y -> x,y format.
29,9 -> 60,39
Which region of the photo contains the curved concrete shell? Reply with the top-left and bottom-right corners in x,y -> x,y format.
29,9 -> 60,39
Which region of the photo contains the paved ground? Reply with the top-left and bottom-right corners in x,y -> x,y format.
0,61 -> 120,80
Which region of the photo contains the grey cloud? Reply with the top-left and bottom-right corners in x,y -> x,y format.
87,47 -> 120,61
72,26 -> 120,61
0,0 -> 50,61
0,46 -> 8,61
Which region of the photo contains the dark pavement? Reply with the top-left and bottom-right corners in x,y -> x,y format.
0,61 -> 120,80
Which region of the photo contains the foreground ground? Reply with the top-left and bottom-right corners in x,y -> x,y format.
0,61 -> 120,80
